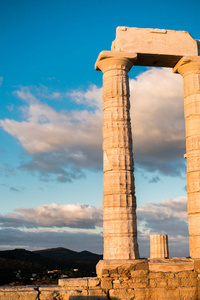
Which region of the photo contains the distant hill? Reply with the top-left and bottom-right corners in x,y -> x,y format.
34,247 -> 102,262
0,247 -> 103,285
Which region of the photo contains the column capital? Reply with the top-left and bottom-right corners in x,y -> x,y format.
95,51 -> 137,73
173,56 -> 200,77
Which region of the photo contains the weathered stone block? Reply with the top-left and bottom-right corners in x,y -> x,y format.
175,271 -> 192,278
132,277 -> 149,288
149,279 -> 157,288
39,288 -> 88,300
149,259 -> 194,272
113,282 -> 129,289
88,278 -> 100,288
135,261 -> 149,270
179,286 -> 198,299
134,288 -> 148,300
181,277 -> 198,287
147,287 -> 179,300
59,278 -> 88,288
109,268 -> 118,275
0,291 -> 38,300
130,270 -> 149,277
164,272 -> 175,279
168,278 -> 181,287
101,278 -> 113,289
155,278 -> 168,288
109,288 -> 135,300
149,272 -> 166,279
88,289 -> 109,299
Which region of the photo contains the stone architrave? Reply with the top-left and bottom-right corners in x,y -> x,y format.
96,54 -> 139,260
150,234 -> 169,259
174,57 -> 200,258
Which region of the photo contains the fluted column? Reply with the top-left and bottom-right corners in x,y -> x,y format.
150,234 -> 169,259
97,56 -> 139,260
174,56 -> 200,258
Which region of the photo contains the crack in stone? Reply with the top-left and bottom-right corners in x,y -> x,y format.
34,286 -> 41,300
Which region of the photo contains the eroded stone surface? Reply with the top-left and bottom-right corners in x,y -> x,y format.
0,287 -> 38,300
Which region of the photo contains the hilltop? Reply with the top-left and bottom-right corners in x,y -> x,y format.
0,247 -> 102,285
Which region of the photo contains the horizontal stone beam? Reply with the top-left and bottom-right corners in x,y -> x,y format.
109,27 -> 200,68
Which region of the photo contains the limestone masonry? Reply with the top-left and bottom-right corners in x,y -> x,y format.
2,27 -> 200,299
2,259 -> 200,299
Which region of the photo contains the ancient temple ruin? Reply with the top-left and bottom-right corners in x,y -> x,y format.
95,27 -> 200,264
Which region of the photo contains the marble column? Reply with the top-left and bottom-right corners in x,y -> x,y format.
174,57 -> 200,258
96,55 -> 139,260
150,234 -> 169,259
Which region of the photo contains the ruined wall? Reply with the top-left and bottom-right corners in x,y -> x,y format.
1,259 -> 200,300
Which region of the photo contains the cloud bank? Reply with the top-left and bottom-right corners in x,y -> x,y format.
130,68 -> 185,175
0,68 -> 185,181
0,196 -> 189,257
0,204 -> 103,229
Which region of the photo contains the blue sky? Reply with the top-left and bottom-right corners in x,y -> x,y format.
0,0 -> 199,257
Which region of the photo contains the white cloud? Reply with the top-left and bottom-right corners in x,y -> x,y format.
0,68 -> 185,179
130,68 -> 185,175
0,85 -> 103,180
137,196 -> 189,257
68,84 -> 102,109
0,203 -> 103,229
137,196 -> 188,241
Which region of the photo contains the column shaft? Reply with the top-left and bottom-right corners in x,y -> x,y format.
98,57 -> 139,260
150,234 -> 169,259
174,57 -> 200,258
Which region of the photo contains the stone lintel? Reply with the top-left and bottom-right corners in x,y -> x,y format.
95,50 -> 185,69
133,52 -> 183,68
112,27 -> 199,65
